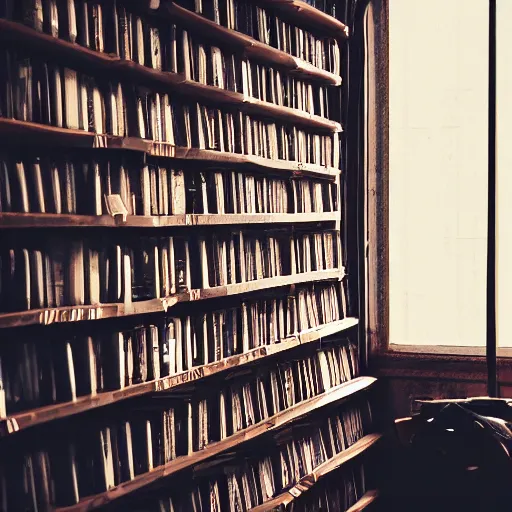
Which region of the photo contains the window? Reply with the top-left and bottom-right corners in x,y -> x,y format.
389,0 -> 490,348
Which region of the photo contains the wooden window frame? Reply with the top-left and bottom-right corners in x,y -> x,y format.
363,0 -> 512,390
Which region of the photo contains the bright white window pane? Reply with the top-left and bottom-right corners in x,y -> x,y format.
497,0 -> 512,347
389,0 -> 488,346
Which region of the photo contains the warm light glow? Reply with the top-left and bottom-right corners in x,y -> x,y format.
389,0 -> 489,346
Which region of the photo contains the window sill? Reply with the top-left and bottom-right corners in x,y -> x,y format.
370,346 -> 512,385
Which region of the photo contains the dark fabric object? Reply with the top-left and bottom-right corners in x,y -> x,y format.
390,401 -> 512,512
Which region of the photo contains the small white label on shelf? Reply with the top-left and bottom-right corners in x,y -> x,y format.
105,194 -> 129,222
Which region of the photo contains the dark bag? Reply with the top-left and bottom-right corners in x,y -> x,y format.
393,398 -> 512,512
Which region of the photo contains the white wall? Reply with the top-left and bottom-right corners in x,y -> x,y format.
389,0 -> 489,346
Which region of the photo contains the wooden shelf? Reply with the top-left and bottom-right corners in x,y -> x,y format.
255,0 -> 350,39
0,318 -> 359,436
0,19 -> 342,133
346,490 -> 380,512
55,376 -> 375,512
163,3 -> 342,85
0,118 -> 340,180
0,269 -> 344,329
250,433 -> 383,511
0,17 -> 341,87
0,212 -> 338,229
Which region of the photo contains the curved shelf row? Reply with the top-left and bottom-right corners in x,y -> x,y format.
0,18 -> 342,134
56,376 -> 376,512
0,318 -> 358,437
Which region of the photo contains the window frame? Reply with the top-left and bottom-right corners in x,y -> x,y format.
364,0 -> 512,389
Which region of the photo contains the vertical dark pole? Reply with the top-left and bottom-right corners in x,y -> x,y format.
487,0 -> 498,397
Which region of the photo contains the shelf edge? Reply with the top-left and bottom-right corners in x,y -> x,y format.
0,18 -> 342,127
0,270 -> 344,328
0,212 -> 339,229
0,119 -> 340,180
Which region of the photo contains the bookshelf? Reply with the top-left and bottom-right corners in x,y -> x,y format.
250,432 -> 382,511
0,0 -> 380,510
54,377 -> 375,512
0,319 -> 359,436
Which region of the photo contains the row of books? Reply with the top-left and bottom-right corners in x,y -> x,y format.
2,2 -> 339,120
185,169 -> 338,215
0,47 -> 340,167
138,399 -> 372,512
0,350 -> 364,508
289,463 -> 369,512
0,282 -> 347,415
178,29 -> 334,119
0,230 -> 340,312
244,59 -> 332,119
200,230 -> 283,287
0,155 -> 339,216
0,0 -> 342,75
292,231 -> 339,275
190,345 -> 360,450
0,236 -> 190,311
175,0 -> 341,74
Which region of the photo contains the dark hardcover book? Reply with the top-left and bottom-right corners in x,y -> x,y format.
133,327 -> 148,384
146,325 -> 160,381
131,238 -> 158,301
149,410 -> 165,469
102,0 -> 119,56
52,339 -> 76,403
0,49 -> 13,118
131,417 -> 152,475
56,0 -> 77,42
49,443 -> 80,506
184,172 -> 205,214
75,0 -> 89,47
32,60 -> 51,125
160,321 -> 173,377
174,238 -> 189,292
102,332 -> 125,391
70,335 -> 98,397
